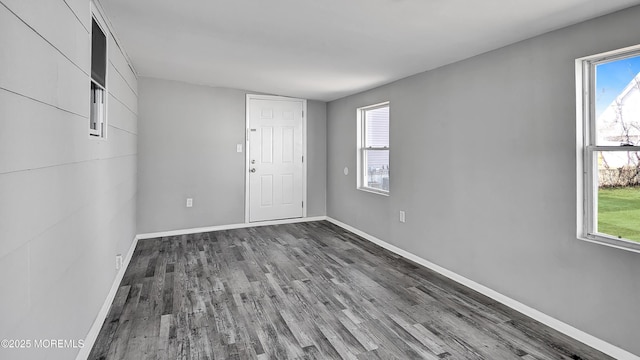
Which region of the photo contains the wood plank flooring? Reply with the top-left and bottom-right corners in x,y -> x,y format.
88,221 -> 613,360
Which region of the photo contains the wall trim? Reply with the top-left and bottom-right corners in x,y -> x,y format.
325,217 -> 640,360
76,235 -> 139,360
136,216 -> 327,240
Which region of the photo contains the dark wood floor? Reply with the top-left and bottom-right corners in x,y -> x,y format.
89,221 -> 612,360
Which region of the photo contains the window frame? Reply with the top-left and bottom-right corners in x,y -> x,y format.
356,101 -> 390,195
89,8 -> 108,139
576,44 -> 640,253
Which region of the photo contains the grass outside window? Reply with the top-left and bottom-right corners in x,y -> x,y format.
598,186 -> 640,242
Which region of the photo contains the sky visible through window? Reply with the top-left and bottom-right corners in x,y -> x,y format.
595,55 -> 640,117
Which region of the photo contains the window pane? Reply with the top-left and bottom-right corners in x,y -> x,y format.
364,149 -> 389,191
91,18 -> 107,87
595,150 -> 640,242
365,106 -> 389,147
595,55 -> 640,146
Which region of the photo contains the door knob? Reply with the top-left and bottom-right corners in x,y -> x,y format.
250,168 -> 256,173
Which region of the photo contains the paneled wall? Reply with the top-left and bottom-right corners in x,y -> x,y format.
0,1 -> 138,359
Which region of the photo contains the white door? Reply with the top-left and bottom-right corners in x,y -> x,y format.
247,96 -> 305,222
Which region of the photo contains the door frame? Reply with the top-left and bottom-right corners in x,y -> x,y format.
245,94 -> 307,223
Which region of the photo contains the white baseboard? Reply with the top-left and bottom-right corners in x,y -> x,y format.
325,217 -> 639,360
75,235 -> 139,360
136,216 -> 328,240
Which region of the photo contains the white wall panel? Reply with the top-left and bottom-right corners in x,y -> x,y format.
98,127 -> 137,159
0,5 -> 87,116
0,155 -> 135,259
56,58 -> 89,116
28,173 -> 136,302
64,0 -> 90,31
0,1 -> 138,359
28,219 -> 81,302
108,93 -> 138,134
0,89 -> 89,174
0,246 -> 30,339
108,62 -> 138,115
11,253 -> 108,360
0,89 -> 137,174
109,34 -> 138,96
2,0 -> 90,74
0,168 -> 85,260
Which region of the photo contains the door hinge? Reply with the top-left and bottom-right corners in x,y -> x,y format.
302,155 -> 304,163
302,201 -> 304,208
302,110 -> 304,117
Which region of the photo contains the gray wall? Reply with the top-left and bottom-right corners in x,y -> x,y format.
137,78 -> 326,234
327,5 -> 640,356
0,1 -> 138,359
307,100 -> 328,217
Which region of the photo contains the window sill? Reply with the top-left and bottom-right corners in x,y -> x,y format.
577,234 -> 640,254
88,133 -> 108,141
358,187 -> 389,196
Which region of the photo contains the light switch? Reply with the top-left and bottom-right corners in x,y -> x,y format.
236,144 -> 243,152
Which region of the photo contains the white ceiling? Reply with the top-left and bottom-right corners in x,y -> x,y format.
99,0 -> 640,102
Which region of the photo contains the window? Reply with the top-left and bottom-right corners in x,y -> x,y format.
90,16 -> 107,138
357,102 -> 390,194
577,46 -> 640,252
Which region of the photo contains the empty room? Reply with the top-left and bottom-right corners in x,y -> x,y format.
2,0 -> 640,359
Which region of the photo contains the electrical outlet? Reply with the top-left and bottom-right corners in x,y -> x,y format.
399,210 -> 406,223
115,254 -> 123,270
186,198 -> 193,207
